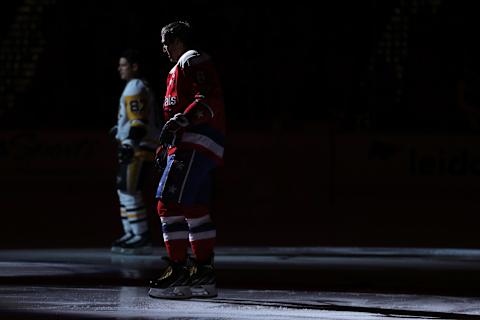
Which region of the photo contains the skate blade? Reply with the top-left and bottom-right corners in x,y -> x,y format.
120,246 -> 153,255
110,246 -> 123,254
148,286 -> 192,299
191,284 -> 217,298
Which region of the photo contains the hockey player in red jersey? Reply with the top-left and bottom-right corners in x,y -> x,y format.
148,21 -> 225,299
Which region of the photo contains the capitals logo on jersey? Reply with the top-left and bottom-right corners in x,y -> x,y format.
164,96 -> 177,108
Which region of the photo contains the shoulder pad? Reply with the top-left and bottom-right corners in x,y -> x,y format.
124,79 -> 145,96
178,50 -> 210,68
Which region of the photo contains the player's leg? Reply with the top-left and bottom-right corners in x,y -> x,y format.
149,149 -> 218,299
115,154 -> 153,254
148,201 -> 191,299
186,212 -> 217,298
111,193 -> 134,253
112,161 -> 134,252
181,160 -> 217,298
149,152 -> 192,298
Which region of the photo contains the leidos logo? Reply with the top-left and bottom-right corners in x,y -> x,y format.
409,147 -> 480,176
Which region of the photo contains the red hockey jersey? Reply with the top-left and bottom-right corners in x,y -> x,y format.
163,50 -> 226,163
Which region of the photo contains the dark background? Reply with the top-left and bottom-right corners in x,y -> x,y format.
2,0 -> 480,248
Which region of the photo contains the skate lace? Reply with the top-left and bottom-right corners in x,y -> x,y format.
157,266 -> 173,280
189,265 -> 197,277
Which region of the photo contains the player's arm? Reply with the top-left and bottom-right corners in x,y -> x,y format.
163,65 -> 217,132
182,65 -> 217,125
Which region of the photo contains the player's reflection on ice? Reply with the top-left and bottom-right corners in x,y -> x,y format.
110,252 -> 162,280
117,286 -> 149,309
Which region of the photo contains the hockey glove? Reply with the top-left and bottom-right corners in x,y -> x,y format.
118,144 -> 135,164
163,113 -> 190,133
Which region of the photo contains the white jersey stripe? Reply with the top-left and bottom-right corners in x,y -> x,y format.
181,132 -> 224,158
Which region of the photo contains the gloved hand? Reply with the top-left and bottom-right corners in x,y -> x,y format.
163,113 -> 190,133
154,145 -> 168,171
118,144 -> 135,164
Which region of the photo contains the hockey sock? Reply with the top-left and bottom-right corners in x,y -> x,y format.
118,191 -> 149,236
186,214 -> 216,263
160,216 -> 189,263
120,205 -> 132,235
127,205 -> 149,236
